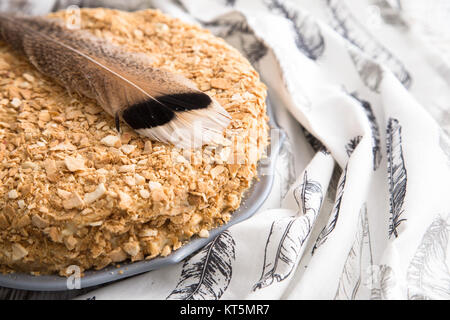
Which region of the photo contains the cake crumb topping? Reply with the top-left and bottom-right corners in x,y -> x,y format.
0,8 -> 268,275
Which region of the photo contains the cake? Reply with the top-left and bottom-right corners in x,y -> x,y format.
0,8 -> 269,275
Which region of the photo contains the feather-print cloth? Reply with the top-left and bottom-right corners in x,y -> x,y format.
2,0 -> 450,300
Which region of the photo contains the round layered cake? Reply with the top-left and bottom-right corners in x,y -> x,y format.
0,8 -> 268,275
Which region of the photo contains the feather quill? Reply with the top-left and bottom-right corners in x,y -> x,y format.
0,14 -> 231,148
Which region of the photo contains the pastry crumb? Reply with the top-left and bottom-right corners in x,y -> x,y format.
0,8 -> 269,275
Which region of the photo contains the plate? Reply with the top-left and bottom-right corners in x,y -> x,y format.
0,99 -> 285,291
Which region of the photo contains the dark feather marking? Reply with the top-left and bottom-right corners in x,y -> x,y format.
158,92 -> 212,112
334,204 -> 373,300
386,118 -> 407,238
302,127 -> 330,155
375,0 -> 408,28
254,173 -> 323,290
225,0 -> 236,6
293,171 -> 323,216
242,39 -> 268,65
115,112 -> 121,133
327,0 -> 411,88
350,93 -> 382,170
348,48 -> 384,92
345,135 -> 362,157
122,93 -> 211,129
253,218 -> 309,290
312,165 -> 348,254
122,100 -> 174,128
266,0 -> 325,60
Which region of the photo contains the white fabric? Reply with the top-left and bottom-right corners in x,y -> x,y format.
3,0 -> 450,300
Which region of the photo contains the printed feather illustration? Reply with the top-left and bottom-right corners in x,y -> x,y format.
278,138 -> 297,201
335,204 -> 373,300
253,172 -> 324,291
439,130 -> 450,167
375,0 -> 408,28
293,171 -> 324,216
326,165 -> 343,205
302,127 -> 330,155
267,0 -> 325,60
253,217 -> 314,291
204,12 -> 268,65
0,14 -> 231,148
167,231 -> 235,300
386,118 -> 407,238
224,0 -> 237,6
350,93 -> 382,170
312,165 -> 348,254
327,0 -> 411,88
407,217 -> 450,300
348,47 -> 384,92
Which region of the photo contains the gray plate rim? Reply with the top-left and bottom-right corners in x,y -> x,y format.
0,98 -> 285,291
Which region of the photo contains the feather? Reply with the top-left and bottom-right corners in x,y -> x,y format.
350,93 -> 382,170
278,137 -> 297,200
224,0 -> 237,7
370,264 -> 397,300
254,172 -> 323,290
386,118 -> 407,238
407,217 -> 450,300
312,165 -> 348,254
0,286 -> 93,300
167,231 -> 235,300
293,171 -> 323,216
376,0 -> 408,28
327,0 -> 411,88
0,14 -> 231,148
335,204 -> 373,300
267,0 -> 325,60
302,127 -> 330,155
